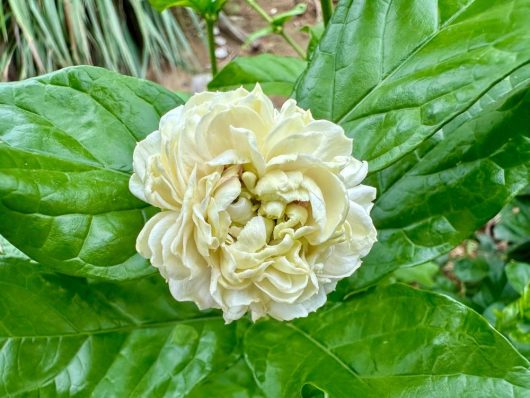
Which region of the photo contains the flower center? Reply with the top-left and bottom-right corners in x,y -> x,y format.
219,165 -> 312,247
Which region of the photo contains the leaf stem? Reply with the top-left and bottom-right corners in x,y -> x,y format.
246,0 -> 273,23
279,31 -> 306,58
320,0 -> 333,26
245,0 -> 306,59
205,16 -> 218,76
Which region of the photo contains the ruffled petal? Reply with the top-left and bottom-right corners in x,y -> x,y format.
266,120 -> 352,162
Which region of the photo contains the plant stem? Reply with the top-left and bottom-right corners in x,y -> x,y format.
246,0 -> 273,23
280,31 -> 306,58
245,0 -> 306,59
205,17 -> 218,76
320,0 -> 333,26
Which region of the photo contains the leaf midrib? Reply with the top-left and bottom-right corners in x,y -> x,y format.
335,0 -> 478,124
365,59 -> 530,173
284,313 -> 530,392
0,315 -> 223,339
36,79 -> 140,144
0,142 -> 132,178
285,323 -> 369,386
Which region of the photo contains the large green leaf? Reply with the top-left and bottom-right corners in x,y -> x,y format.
245,284 -> 530,397
0,66 -> 182,280
0,257 -> 256,397
208,55 -> 306,97
187,359 -> 264,398
295,0 -> 530,172
343,67 -> 530,291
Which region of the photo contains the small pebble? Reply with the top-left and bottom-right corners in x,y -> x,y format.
191,73 -> 211,92
215,47 -> 229,59
215,36 -> 227,46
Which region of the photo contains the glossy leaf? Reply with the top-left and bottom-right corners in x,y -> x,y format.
208,55 -> 306,97
340,65 -> 530,292
245,284 -> 530,397
188,359 -> 264,398
295,0 -> 530,172
301,23 -> 324,59
0,257 -> 256,397
0,233 -> 31,262
0,66 -> 183,280
392,262 -> 439,288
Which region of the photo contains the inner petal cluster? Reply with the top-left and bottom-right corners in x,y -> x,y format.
215,166 -> 317,247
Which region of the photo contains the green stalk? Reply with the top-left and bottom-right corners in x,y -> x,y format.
245,0 -> 306,59
320,0 -> 333,26
279,31 -> 306,58
246,0 -> 273,23
205,16 -> 218,76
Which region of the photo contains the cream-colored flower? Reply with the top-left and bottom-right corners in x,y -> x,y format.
130,85 -> 376,322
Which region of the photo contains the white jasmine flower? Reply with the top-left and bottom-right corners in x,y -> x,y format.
130,85 -> 376,322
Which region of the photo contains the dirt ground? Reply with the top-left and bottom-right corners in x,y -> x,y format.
155,0 -> 320,92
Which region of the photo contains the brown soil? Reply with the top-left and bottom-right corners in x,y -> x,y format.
155,0 -> 319,92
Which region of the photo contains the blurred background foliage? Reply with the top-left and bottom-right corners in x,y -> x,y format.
0,0 -> 202,81
392,185 -> 530,359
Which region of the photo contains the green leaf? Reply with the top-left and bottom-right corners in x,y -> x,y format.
175,90 -> 192,102
0,233 -> 31,262
0,257 -> 255,396
208,55 -> 307,97
149,0 -> 227,16
301,23 -> 324,59
0,66 -> 183,280
243,26 -> 274,48
392,261 -> 439,288
295,0 -> 530,172
454,258 -> 491,283
188,359 -> 265,398
245,284 -> 530,397
271,4 -> 307,27
341,65 -> 530,292
506,261 -> 530,295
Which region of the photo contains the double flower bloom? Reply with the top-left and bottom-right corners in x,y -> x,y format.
130,85 -> 377,322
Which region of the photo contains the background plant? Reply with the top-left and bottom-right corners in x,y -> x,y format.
149,0 -> 311,76
0,0 -> 201,81
150,0 -> 227,75
242,0 -> 307,58
390,185 -> 530,360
